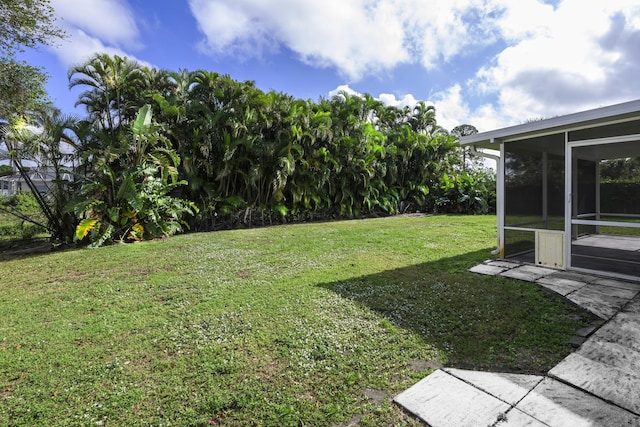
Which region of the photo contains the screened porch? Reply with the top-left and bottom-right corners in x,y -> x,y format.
460,99 -> 640,280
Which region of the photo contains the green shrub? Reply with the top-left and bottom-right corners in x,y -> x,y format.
10,192 -> 41,213
0,221 -> 46,238
433,170 -> 496,214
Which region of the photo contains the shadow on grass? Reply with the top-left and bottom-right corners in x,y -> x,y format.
0,237 -> 79,262
318,248 -> 595,375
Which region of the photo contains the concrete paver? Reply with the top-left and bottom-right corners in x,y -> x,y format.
592,277 -> 640,292
397,369 -> 640,426
546,270 -> 599,283
495,408 -> 547,426
625,298 -> 640,314
487,260 -> 521,269
394,369 -> 510,427
550,303 -> 640,416
580,283 -> 639,300
515,377 -> 640,426
536,276 -> 585,296
500,265 -> 557,282
444,368 -> 542,405
566,291 -> 627,319
469,263 -> 506,276
593,313 -> 640,351
575,324 -> 597,337
578,339 -> 640,374
549,352 -> 640,417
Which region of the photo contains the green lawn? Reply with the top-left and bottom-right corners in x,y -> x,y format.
0,215 -> 592,426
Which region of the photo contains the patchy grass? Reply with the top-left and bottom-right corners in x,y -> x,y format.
0,215 -> 593,426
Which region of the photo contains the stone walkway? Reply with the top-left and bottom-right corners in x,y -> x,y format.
470,260 -> 640,320
395,260 -> 640,426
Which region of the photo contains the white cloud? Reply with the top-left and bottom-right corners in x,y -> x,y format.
42,0 -> 640,136
472,0 -> 640,125
396,0 -> 502,69
327,84 -> 361,99
188,0 -> 500,80
428,84 -> 473,132
328,84 -> 420,109
187,0 -> 640,129
54,29 -> 141,68
326,83 -> 508,133
378,93 -> 419,110
48,0 -> 145,67
410,0 -> 640,132
52,0 -> 140,48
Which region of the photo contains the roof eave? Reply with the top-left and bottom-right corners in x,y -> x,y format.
459,99 -> 640,146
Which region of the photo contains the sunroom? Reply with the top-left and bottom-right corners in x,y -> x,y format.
459,99 -> 640,280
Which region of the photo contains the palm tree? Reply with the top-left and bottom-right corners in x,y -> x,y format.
409,101 -> 437,135
1,106 -> 83,243
68,53 -> 147,132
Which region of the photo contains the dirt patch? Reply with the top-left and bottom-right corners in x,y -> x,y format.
363,388 -> 387,406
407,359 -> 443,372
394,213 -> 429,218
0,239 -> 52,261
235,270 -> 251,280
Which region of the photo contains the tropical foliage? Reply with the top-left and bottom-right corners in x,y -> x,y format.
7,53 -> 494,246
1,107 -> 80,243
69,104 -> 197,246
0,0 -> 70,242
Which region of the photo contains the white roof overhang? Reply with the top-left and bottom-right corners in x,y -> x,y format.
459,99 -> 640,150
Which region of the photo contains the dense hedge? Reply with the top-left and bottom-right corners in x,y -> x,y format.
8,54 -> 496,245
601,182 -> 640,214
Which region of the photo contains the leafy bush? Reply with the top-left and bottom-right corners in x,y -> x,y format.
433,169 -> 496,214
69,105 -> 197,247
0,193 -> 48,239
0,221 -> 46,239
0,165 -> 13,177
601,182 -> 640,214
9,192 -> 40,213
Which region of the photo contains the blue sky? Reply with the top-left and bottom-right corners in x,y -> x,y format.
18,0 -> 640,133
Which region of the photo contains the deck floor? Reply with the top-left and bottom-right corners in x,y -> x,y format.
509,234 -> 640,278
572,234 -> 640,277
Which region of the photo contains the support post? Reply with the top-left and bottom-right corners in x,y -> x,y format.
542,151 -> 548,228
565,133 -> 572,270
595,160 -> 601,234
469,145 -> 503,257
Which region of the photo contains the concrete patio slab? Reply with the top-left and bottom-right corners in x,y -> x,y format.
580,283 -> 639,300
573,234 -> 640,251
469,263 -> 505,276
549,352 -> 640,416
444,368 -> 543,405
515,377 -> 640,426
625,297 -> 640,314
566,290 -> 627,319
592,313 -> 640,351
545,270 -> 599,283
495,408 -> 547,426
578,339 -> 640,374
536,276 -> 585,296
486,260 -> 521,269
500,265 -> 558,282
393,369 -> 510,427
592,278 -> 640,292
